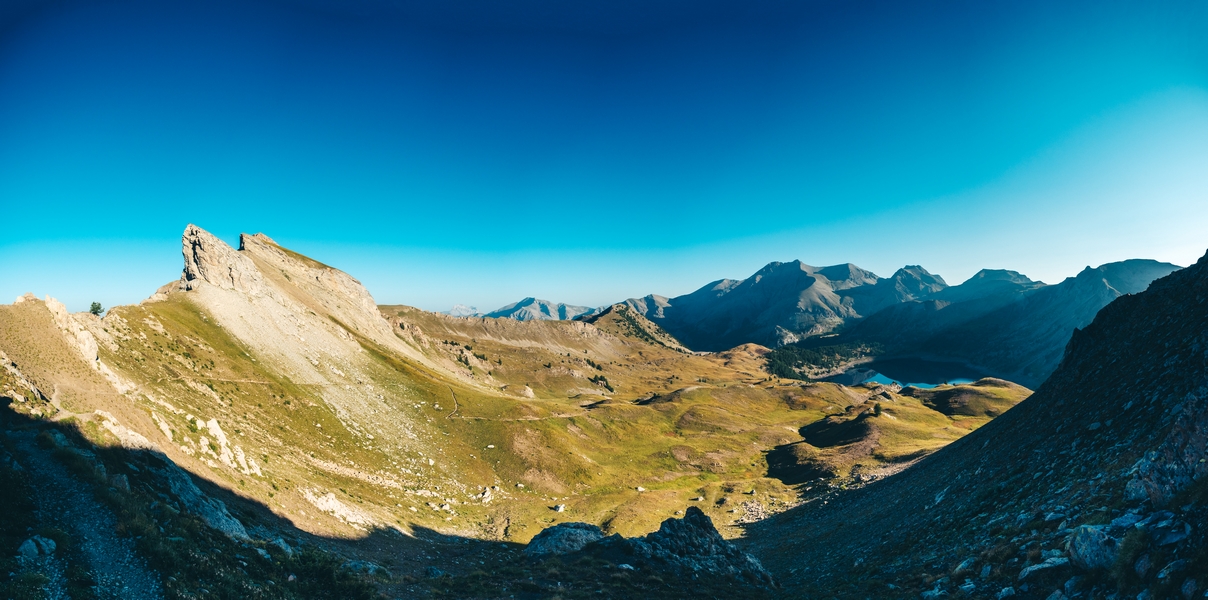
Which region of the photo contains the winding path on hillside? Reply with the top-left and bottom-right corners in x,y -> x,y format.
11,431 -> 164,600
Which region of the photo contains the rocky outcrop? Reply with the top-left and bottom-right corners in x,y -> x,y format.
555,507 -> 773,587
17,535 -> 57,558
627,506 -> 772,585
180,223 -> 264,294
44,296 -> 99,366
0,349 -> 48,404
525,522 -> 605,557
1128,386 -> 1208,507
154,461 -> 250,541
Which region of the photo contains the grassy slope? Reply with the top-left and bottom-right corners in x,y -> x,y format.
0,235 -> 1040,598
1,292 -> 1033,544
767,379 -> 1030,486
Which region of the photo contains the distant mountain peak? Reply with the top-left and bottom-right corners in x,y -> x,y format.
623,260 -> 889,351
442,304 -> 481,317
966,268 -> 1037,284
484,298 -> 597,321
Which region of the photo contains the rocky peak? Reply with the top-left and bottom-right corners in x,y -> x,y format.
965,268 -> 1036,284
891,265 -> 948,293
812,262 -> 880,290
180,224 -> 265,295
1077,258 -> 1181,296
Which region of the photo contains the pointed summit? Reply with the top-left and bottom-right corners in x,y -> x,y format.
180,224 -> 265,294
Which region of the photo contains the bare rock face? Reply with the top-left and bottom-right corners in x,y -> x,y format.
180,224 -> 264,294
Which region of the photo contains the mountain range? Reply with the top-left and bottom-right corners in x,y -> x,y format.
483,259 -> 1176,386
623,261 -> 950,350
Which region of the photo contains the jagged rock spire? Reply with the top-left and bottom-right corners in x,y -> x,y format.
180,224 -> 265,294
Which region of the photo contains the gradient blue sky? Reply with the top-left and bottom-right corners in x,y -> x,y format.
2,0 -> 1207,313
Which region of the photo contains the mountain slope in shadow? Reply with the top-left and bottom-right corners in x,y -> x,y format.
743,250 -> 1208,598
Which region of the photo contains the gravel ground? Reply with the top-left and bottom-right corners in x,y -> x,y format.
15,554 -> 69,600
12,431 -> 163,600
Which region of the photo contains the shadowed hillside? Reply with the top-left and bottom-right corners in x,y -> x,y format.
832,259 -> 1181,387
744,249 -> 1208,599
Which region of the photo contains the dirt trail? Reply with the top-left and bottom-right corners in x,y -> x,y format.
11,432 -> 164,600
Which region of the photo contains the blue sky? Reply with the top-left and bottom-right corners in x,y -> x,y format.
2,0 -> 1207,312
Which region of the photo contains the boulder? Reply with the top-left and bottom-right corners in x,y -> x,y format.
343,560 -> 390,578
952,557 -> 977,576
1124,479 -> 1149,503
16,538 -> 38,558
33,536 -> 56,555
525,522 -> 605,557
1019,557 -> 1069,580
1182,578 -> 1198,599
920,584 -> 948,598
1157,559 -> 1187,581
271,538 -> 294,558
1067,525 -> 1117,570
1134,554 -> 1152,578
17,535 -> 56,558
1155,521 -> 1191,546
1109,513 -> 1143,530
